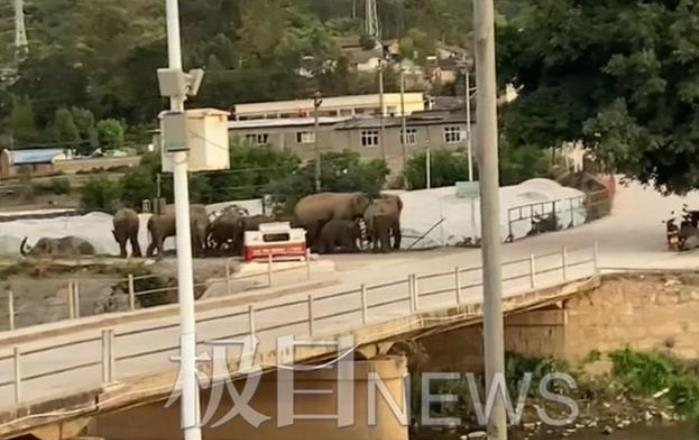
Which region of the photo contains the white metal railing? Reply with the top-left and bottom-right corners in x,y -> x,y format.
0,244 -> 598,409
1,253 -> 316,332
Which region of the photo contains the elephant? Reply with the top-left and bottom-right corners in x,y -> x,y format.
293,192 -> 371,248
112,208 -> 142,258
146,204 -> 210,258
207,211 -> 244,253
20,236 -> 96,257
313,219 -> 361,254
363,194 -> 403,252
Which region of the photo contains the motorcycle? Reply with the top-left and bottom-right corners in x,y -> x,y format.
664,213 -> 681,251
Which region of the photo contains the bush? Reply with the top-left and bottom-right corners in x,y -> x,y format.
96,118 -> 125,151
80,176 -> 121,211
406,148 -> 472,190
34,177 -> 72,195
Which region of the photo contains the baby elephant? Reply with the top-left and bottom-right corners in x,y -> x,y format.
314,219 -> 361,254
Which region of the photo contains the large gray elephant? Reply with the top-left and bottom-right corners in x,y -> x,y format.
207,211 -> 243,253
20,236 -> 96,257
363,194 -> 403,252
112,208 -> 141,258
293,192 -> 371,247
313,219 -> 361,254
146,204 -> 210,258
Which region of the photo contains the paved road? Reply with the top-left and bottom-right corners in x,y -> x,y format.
1,179 -> 698,413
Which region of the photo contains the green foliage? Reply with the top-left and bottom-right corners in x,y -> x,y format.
505,352 -> 572,397
80,176 -> 121,211
119,167 -> 159,209
399,28 -> 437,66
96,119 -> 125,151
499,141 -> 553,186
498,0 -> 699,193
406,148 -> 472,190
34,177 -> 72,196
10,96 -> 38,144
50,107 -> 81,150
71,107 -> 99,151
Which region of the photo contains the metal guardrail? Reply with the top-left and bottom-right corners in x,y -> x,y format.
0,244 -> 598,408
1,253 -> 316,332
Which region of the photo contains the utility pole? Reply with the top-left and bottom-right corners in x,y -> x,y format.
400,67 -> 408,188
465,63 -> 474,182
473,0 -> 507,438
164,1 -> 201,440
378,58 -> 386,161
14,0 -> 28,60
313,91 -> 323,192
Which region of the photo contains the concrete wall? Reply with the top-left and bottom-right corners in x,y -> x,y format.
419,275 -> 699,372
53,156 -> 140,175
93,357 -> 409,440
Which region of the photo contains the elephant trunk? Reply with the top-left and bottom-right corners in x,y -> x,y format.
20,237 -> 30,256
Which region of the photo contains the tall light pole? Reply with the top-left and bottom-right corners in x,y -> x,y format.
378,58 -> 386,161
164,1 -> 201,440
473,0 -> 507,438
313,91 -> 323,192
400,66 -> 408,188
464,61 -> 474,182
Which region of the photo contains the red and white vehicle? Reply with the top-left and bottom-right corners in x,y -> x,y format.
243,222 -> 307,262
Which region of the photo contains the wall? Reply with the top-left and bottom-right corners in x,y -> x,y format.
418,274 -> 699,373
53,156 -> 140,175
92,357 -> 409,440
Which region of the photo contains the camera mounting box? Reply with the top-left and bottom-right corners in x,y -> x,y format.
160,108 -> 231,173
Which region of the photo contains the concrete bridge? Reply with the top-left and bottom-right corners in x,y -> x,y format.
3,180 -> 699,440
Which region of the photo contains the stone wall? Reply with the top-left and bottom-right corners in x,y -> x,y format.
418,274 -> 699,371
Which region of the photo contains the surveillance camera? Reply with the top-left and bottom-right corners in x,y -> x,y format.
186,68 -> 205,97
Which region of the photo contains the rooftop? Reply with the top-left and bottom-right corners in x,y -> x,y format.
228,116 -> 353,130
3,148 -> 67,165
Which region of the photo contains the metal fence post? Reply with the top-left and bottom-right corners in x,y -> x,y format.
248,305 -> 256,338
507,209 -> 513,241
73,280 -> 81,318
593,241 -> 600,274
67,280 -> 75,319
225,260 -> 232,296
128,274 -> 136,311
267,254 -> 273,287
8,290 -> 15,331
307,295 -> 314,337
101,329 -> 115,383
454,267 -> 461,304
407,274 -> 415,313
360,285 -> 368,324
529,254 -> 536,289
561,247 -> 568,281
13,347 -> 21,404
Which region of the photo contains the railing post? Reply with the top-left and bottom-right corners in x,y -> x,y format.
407,275 -> 415,313
67,280 -> 75,319
225,260 -> 232,296
248,305 -> 256,337
267,253 -> 273,287
569,198 -> 575,226
360,285 -> 368,324
73,280 -> 81,318
454,267 -> 461,304
13,347 -> 21,404
529,254 -> 536,289
128,274 -> 136,311
593,241 -> 600,274
307,294 -> 314,337
8,290 -> 15,331
409,274 -> 419,312
561,247 -> 568,281
507,209 -> 513,241
101,329 -> 115,383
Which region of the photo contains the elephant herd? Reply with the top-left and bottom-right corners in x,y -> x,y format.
19,192 -> 404,259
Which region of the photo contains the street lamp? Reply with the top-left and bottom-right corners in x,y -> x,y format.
313,90 -> 323,192
462,57 -> 475,182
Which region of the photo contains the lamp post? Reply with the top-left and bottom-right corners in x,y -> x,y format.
378,57 -> 386,161
463,58 -> 474,182
400,66 -> 408,188
313,91 -> 323,192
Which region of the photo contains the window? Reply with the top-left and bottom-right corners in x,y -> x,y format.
401,128 -> 418,145
361,130 -> 380,147
245,133 -> 269,145
443,126 -> 463,144
296,131 -> 315,144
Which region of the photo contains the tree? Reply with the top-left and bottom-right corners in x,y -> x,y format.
81,176 -> 122,211
497,0 -> 699,193
406,148 -> 471,189
51,107 -> 81,150
97,118 -> 125,151
71,107 -> 99,149
9,96 -> 38,144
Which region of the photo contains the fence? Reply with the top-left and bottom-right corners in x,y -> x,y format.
0,244 -> 598,409
506,189 -> 611,242
1,252 -> 316,332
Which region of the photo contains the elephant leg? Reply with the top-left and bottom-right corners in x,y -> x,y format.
130,235 -> 142,257
392,222 -> 401,250
118,240 -> 128,259
146,239 -> 157,258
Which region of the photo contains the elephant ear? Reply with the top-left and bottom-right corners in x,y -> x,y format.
352,194 -> 369,214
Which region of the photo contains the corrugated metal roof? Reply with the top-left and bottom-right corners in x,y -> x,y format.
228,116 -> 352,130
8,148 -> 66,165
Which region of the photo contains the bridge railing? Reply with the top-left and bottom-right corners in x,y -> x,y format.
0,244 -> 598,409
1,253 -> 316,332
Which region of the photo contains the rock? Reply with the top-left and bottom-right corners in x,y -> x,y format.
602,425 -> 614,435
664,278 -> 681,287
644,411 -> 653,421
468,431 -> 487,440
523,423 -> 536,431
660,411 -> 672,421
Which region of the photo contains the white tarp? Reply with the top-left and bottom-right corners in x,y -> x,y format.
394,178 -> 588,249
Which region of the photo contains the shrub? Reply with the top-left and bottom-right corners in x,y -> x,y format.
80,176 -> 121,211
